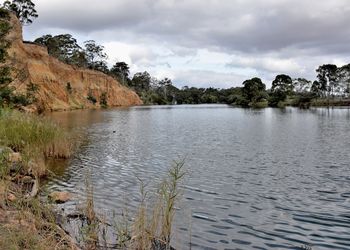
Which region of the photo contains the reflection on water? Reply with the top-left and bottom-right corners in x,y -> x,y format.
47,105 -> 350,249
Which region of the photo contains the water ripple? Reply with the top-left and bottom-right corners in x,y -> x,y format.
46,106 -> 350,249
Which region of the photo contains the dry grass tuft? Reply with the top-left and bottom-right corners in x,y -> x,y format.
131,159 -> 185,249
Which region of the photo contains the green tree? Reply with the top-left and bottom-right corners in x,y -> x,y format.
269,74 -> 293,107
311,80 -> 322,97
316,64 -> 338,97
110,62 -> 130,85
83,40 -> 108,72
34,34 -> 83,65
337,64 -> 350,97
131,71 -> 151,92
158,78 -> 174,102
3,0 -> 38,25
241,77 -> 267,107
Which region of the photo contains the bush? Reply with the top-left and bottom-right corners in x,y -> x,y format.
87,91 -> 97,105
99,92 -> 108,108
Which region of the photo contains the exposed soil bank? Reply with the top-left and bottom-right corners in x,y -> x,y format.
6,14 -> 142,112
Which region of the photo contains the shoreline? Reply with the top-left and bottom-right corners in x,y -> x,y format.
0,108 -> 183,249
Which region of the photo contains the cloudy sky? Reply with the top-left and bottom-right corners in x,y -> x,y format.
22,0 -> 350,88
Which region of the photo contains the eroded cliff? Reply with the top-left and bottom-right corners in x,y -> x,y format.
6,14 -> 142,112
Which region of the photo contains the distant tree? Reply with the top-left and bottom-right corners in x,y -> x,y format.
83,40 -> 108,72
70,50 -> 88,68
34,34 -> 53,47
158,78 -> 172,87
92,60 -> 109,74
269,74 -> 293,107
293,78 -> 312,94
337,64 -> 350,97
3,0 -> 38,25
131,71 -> 151,92
271,74 -> 293,93
316,64 -> 338,97
311,80 -> 322,97
241,77 -> 267,106
110,62 -> 130,85
201,87 -> 219,103
34,34 -> 84,65
157,77 -> 173,101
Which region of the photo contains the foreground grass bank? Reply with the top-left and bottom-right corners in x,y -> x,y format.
0,109 -> 76,249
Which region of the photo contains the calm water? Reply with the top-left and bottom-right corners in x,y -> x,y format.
47,105 -> 350,250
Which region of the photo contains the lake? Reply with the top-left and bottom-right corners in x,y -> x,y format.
47,105 -> 350,250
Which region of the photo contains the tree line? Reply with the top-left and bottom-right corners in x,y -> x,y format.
2,0 -> 350,108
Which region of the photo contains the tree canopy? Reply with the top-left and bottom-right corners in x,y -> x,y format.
3,0 -> 38,25
269,74 -> 293,107
110,62 -> 130,85
316,64 -> 338,97
84,40 -> 108,72
34,34 -> 83,65
240,77 -> 267,107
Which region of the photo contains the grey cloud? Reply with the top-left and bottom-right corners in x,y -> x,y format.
22,0 -> 350,87
26,0 -> 350,56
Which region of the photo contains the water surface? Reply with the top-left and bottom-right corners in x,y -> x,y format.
47,105 -> 350,249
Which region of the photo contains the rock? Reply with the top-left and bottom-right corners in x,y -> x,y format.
49,191 -> 72,203
8,152 -> 22,163
7,193 -> 17,202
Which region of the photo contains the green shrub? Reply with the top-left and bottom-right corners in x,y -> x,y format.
87,91 -> 97,104
99,92 -> 108,108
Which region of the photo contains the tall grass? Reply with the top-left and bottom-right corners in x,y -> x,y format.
0,109 -> 73,175
0,109 -> 77,249
131,160 -> 186,249
74,160 -> 186,249
80,172 -> 99,249
0,196 -> 78,250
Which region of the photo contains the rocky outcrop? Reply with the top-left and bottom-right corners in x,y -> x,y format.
6,14 -> 142,112
49,191 -> 72,203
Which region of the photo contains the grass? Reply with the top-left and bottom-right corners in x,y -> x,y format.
311,98 -> 350,107
251,100 -> 268,108
0,197 -> 78,250
0,108 -> 77,249
73,160 -> 186,249
0,109 -> 73,176
130,159 -> 185,249
79,171 -> 99,249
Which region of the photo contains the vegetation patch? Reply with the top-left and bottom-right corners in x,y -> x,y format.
0,109 -> 73,172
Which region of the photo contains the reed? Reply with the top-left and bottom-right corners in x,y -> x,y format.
79,171 -> 99,249
0,109 -> 73,176
0,109 -> 72,158
131,159 -> 186,249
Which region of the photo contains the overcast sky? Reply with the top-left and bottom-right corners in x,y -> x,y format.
21,0 -> 350,88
